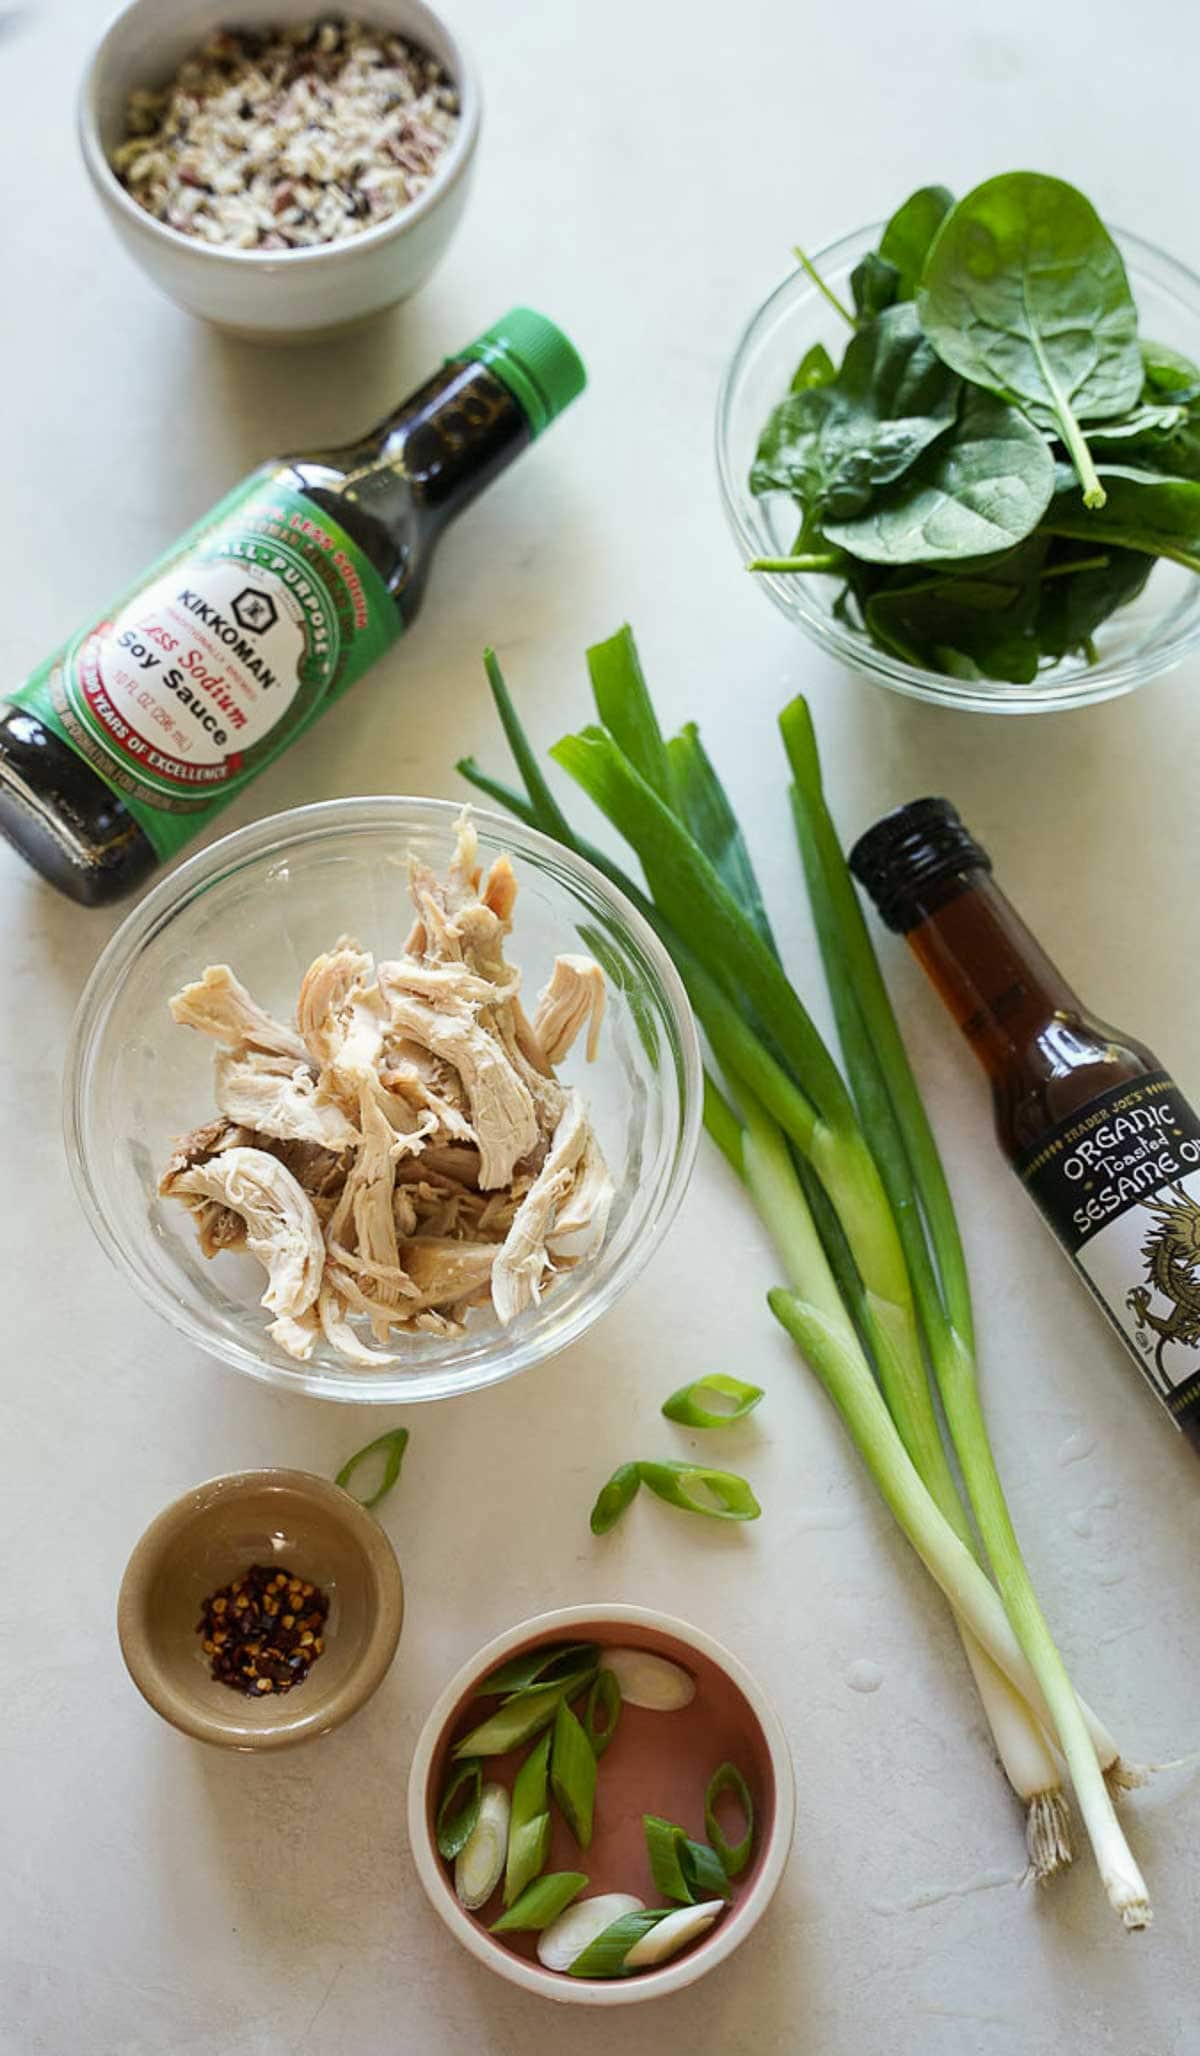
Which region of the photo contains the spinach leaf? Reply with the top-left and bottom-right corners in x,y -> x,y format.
751,304 -> 959,518
1082,402 -> 1187,446
1043,463 -> 1200,572
791,342 -> 837,391
916,172 -> 1142,510
850,250 -> 899,321
1141,338 -> 1200,404
1034,539 -> 1153,660
823,387 -> 1055,564
867,565 -> 1042,682
877,184 -> 954,300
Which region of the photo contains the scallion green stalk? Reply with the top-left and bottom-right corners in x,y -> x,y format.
491,1872 -> 588,1934
781,696 -> 1145,1921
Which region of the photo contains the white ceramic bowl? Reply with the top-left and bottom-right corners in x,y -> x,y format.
407,1605 -> 796,2006
78,0 -> 481,339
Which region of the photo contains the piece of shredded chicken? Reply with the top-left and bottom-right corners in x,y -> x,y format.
159,811 -> 615,1365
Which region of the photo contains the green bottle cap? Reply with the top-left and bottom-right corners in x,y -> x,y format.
456,307 -> 587,437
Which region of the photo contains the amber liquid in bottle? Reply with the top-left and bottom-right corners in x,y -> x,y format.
852,798 -> 1200,1453
0,359 -> 529,906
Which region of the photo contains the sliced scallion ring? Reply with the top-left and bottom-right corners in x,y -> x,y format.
334,1426 -> 409,1511
455,1781 -> 510,1910
637,1460 -> 761,1522
490,1871 -> 589,1934
590,1462 -> 641,1535
661,1374 -> 765,1429
705,1762 -> 755,1878
435,1758 -> 482,1860
479,1642 -> 599,1696
551,1697 -> 598,1849
583,1669 -> 621,1759
567,1908 -> 667,1977
622,1899 -> 726,1969
453,1669 -> 597,1758
643,1815 -> 691,1902
643,1815 -> 731,1903
505,1731 -> 552,1906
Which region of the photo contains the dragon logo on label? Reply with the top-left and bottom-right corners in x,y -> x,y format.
1125,1181 -> 1200,1395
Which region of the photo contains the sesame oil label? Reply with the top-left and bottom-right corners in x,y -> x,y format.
10,472 -> 400,861
1017,1071 -> 1200,1431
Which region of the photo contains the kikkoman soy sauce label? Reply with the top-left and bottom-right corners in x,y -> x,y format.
13,471 -> 400,861
1018,1071 -> 1200,1431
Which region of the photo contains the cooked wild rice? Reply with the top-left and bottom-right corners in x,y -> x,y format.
111,17 -> 460,250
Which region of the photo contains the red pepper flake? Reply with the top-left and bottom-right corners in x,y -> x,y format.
197,1563 -> 329,1695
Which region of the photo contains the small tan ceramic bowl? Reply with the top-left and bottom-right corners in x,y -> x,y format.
408,1604 -> 796,2006
118,1469 -> 404,1749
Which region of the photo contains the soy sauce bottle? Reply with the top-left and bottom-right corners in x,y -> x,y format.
851,797 -> 1200,1451
0,308 -> 585,905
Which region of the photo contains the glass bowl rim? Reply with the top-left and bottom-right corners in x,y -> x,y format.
715,219 -> 1200,713
64,795 -> 703,1403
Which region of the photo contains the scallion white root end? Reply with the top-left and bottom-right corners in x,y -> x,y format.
1106,1758 -> 1152,1798
1025,1790 -> 1073,1883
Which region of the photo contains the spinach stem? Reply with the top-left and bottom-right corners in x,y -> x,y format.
748,554 -> 842,574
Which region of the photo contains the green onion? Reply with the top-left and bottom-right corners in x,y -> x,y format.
490,1872 -> 589,1934
589,1463 -> 641,1535
458,631 -> 1147,1925
583,1669 -> 621,1759
622,1899 -> 727,1969
662,1374 -> 764,1428
637,1460 -> 761,1522
479,1642 -> 599,1696
780,697 -> 1147,1922
551,1697 -> 598,1850
505,1732 -> 552,1907
567,1910 -> 667,1977
455,1781 -> 510,1910
643,1816 -> 732,1904
435,1758 -> 482,1860
454,1669 -> 597,1758
334,1427 -> 409,1511
705,1763 -> 755,1878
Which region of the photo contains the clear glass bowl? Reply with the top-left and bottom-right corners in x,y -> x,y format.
716,224 -> 1200,713
65,799 -> 701,1403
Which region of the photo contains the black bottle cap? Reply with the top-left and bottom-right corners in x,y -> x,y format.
849,797 -> 992,933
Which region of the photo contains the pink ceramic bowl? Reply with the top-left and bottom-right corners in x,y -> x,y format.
407,1604 -> 796,2006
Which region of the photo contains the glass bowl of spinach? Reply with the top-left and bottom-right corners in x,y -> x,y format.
717,177 -> 1200,712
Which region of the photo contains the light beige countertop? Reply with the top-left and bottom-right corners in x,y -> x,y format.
2,2 -> 1199,2052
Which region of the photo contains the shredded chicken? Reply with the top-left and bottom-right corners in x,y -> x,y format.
160,811 -> 615,1366
533,954 -> 607,1066
170,1146 -> 325,1318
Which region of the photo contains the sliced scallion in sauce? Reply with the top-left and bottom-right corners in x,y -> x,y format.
637,1460 -> 761,1522
334,1426 -> 409,1511
490,1871 -> 589,1934
661,1374 -> 765,1428
583,1669 -> 621,1759
643,1815 -> 731,1904
551,1697 -> 598,1849
589,1462 -> 641,1535
435,1758 -> 482,1860
480,1642 -> 599,1696
705,1762 -> 755,1877
505,1731 -> 552,1907
567,1908 -> 667,1977
453,1670 -> 596,1759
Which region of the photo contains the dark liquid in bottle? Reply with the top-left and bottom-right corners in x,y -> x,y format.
0,361 -> 527,906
